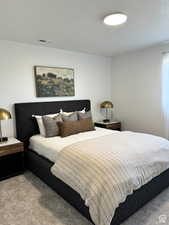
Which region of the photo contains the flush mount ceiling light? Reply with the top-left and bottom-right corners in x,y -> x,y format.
103,13 -> 127,26
38,40 -> 52,44
38,39 -> 47,43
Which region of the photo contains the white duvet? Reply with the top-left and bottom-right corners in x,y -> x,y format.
29,127 -> 118,162
51,131 -> 169,225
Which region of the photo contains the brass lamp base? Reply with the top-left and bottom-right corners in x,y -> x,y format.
0,137 -> 8,143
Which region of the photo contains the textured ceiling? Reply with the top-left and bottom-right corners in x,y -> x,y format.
0,0 -> 169,56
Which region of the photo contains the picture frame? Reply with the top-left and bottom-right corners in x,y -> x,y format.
34,66 -> 75,97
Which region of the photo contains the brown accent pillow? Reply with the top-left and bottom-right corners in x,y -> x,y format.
58,118 -> 95,137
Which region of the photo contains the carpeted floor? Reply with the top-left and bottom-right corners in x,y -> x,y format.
0,172 -> 169,225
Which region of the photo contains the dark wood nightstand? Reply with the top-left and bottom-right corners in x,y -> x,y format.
0,138 -> 24,181
95,121 -> 121,131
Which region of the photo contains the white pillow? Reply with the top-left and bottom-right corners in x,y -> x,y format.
60,108 -> 86,115
32,115 -> 46,136
80,108 -> 86,113
32,113 -> 59,136
59,109 -> 72,116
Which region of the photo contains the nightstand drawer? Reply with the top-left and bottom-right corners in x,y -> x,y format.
0,139 -> 24,181
0,143 -> 24,157
107,122 -> 121,130
0,152 -> 24,181
95,122 -> 121,131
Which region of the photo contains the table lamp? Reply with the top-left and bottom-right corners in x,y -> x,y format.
100,101 -> 113,123
0,108 -> 11,143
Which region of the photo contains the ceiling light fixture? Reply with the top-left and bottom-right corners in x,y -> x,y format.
39,39 -> 47,43
38,39 -> 52,44
103,13 -> 127,26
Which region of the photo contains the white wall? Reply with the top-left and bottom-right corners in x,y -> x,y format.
0,40 -> 112,137
2,40 -> 168,138
111,44 -> 169,137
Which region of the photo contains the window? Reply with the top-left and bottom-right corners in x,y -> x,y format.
162,53 -> 169,139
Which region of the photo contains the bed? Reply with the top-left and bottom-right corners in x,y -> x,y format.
15,99 -> 169,225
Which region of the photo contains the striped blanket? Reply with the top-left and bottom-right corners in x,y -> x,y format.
51,131 -> 169,225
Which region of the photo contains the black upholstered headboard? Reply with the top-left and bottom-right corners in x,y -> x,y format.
15,99 -> 90,147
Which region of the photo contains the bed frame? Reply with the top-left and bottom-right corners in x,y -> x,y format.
15,100 -> 169,225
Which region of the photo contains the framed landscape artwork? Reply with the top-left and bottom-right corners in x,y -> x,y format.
34,66 -> 75,97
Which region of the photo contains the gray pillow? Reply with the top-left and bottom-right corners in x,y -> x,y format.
78,111 -> 92,120
62,112 -> 78,122
42,114 -> 62,137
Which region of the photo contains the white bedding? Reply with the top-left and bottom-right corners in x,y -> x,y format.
51,131 -> 169,225
29,127 -> 118,162
30,127 -> 169,225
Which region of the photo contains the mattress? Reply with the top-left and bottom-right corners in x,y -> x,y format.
29,127 -> 119,162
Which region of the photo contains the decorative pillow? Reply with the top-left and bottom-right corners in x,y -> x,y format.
78,111 -> 92,120
60,109 -> 73,116
60,108 -> 86,116
79,118 -> 95,132
32,113 -> 59,136
79,108 -> 86,113
62,112 -> 78,122
32,115 -> 46,136
42,114 -> 62,137
58,118 -> 95,137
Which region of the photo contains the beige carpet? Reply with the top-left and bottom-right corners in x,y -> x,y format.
0,172 -> 169,225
